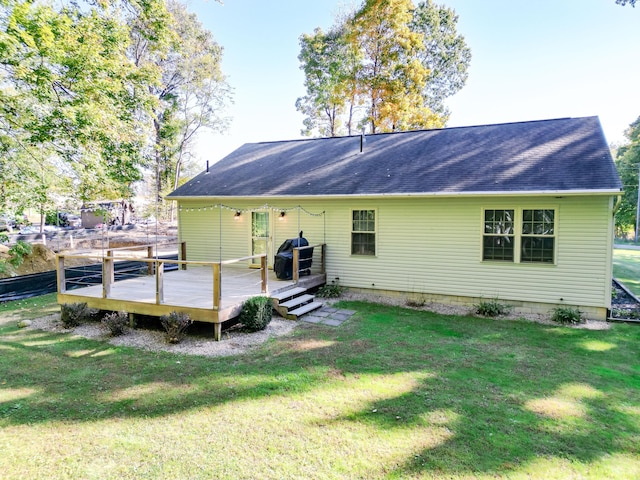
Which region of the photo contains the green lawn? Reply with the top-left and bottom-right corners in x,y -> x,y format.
0,295 -> 638,479
613,248 -> 640,297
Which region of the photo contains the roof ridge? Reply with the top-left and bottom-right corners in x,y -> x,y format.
245,116 -> 595,146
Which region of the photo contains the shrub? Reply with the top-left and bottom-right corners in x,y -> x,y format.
8,241 -> 32,268
316,280 -> 344,298
160,311 -> 193,344
102,311 -> 129,336
474,298 -> 510,317
60,302 -> 95,328
551,306 -> 583,325
0,240 -> 32,276
239,296 -> 272,332
406,296 -> 427,308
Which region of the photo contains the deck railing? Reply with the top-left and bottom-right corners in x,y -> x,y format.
292,243 -> 326,283
56,249 -> 268,310
56,240 -> 326,306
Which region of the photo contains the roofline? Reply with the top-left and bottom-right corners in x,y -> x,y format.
167,188 -> 622,202
205,116 -> 595,150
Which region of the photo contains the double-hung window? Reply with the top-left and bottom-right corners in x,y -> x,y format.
521,209 -> 555,263
482,208 -> 555,264
351,209 -> 376,255
483,209 -> 515,261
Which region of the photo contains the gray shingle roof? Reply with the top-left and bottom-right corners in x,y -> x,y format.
168,117 -> 621,198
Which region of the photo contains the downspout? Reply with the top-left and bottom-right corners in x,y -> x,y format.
613,193 -> 622,214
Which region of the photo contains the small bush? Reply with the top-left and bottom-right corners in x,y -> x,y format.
8,241 -> 32,268
240,296 -> 272,332
474,298 -> 510,317
102,311 -> 129,336
60,302 -> 95,328
406,296 -> 427,308
316,280 -> 344,298
160,311 -> 193,343
551,306 -> 583,325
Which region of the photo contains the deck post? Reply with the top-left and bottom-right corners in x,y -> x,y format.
293,248 -> 299,282
147,246 -> 154,275
214,323 -> 221,341
260,255 -> 267,293
103,257 -> 113,298
56,255 -> 66,294
321,244 -> 326,274
107,249 -> 115,284
213,263 -> 221,309
180,242 -> 187,270
156,261 -> 164,304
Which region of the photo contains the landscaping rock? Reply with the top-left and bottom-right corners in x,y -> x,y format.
17,320 -> 32,328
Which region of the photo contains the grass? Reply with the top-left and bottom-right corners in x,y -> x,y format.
0,295 -> 638,479
613,248 -> 640,297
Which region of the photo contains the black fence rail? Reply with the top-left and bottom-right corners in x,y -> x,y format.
0,254 -> 178,302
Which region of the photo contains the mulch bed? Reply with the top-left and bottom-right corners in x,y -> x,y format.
610,279 -> 640,321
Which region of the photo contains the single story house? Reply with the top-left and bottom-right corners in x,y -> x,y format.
167,116 -> 622,320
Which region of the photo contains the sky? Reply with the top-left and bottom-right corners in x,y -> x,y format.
187,0 -> 640,166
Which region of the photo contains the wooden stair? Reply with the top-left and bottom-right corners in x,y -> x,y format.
271,287 -> 323,320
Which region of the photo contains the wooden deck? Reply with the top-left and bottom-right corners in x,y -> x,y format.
56,244 -> 326,340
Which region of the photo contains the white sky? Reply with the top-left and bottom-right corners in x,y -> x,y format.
188,0 -> 640,166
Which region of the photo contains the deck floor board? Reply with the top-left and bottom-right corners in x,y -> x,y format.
66,266 -> 298,310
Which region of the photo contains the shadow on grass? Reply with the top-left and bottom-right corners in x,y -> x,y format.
0,300 -> 638,478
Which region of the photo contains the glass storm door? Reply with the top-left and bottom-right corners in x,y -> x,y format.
251,211 -> 270,266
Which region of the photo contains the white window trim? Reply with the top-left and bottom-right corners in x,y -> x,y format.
481,207 -> 558,265
351,208 -> 377,257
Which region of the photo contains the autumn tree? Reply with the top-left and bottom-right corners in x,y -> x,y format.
296,0 -> 470,137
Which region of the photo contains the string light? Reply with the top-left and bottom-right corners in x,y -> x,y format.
177,204 -> 325,217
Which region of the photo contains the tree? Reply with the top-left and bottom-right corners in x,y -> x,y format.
411,0 -> 471,117
616,0 -> 636,6
131,0 -> 231,215
296,27 -> 360,137
614,116 -> 640,238
296,0 -> 470,137
0,0 -> 165,223
1,0 -> 229,224
348,0 -> 435,133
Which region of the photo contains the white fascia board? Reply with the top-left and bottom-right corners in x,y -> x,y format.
166,189 -> 621,202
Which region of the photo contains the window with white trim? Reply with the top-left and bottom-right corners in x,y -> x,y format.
483,209 -> 514,261
482,208 -> 556,264
351,209 -> 375,255
521,209 -> 555,263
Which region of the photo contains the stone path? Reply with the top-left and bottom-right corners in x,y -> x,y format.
301,306 -> 357,326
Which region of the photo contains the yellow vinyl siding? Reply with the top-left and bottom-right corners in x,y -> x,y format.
177,200 -> 326,265
177,202 -> 246,262
174,194 -> 615,311
323,196 -> 613,310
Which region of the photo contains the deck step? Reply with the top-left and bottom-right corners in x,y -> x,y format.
288,301 -> 323,318
271,287 -> 307,302
279,294 -> 315,309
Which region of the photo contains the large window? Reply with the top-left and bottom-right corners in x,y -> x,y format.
351,209 -> 375,255
482,208 -> 555,264
521,209 -> 555,263
483,209 -> 514,261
